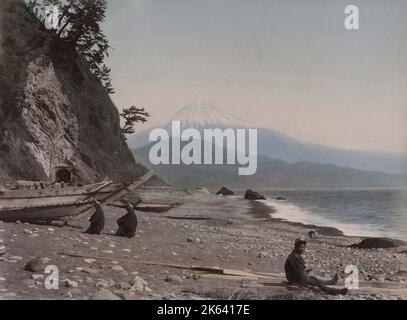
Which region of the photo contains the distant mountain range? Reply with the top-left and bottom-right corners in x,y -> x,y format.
132,145 -> 403,189
129,102 -> 406,188
128,102 -> 406,175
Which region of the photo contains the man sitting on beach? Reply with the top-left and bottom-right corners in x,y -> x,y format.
284,238 -> 348,295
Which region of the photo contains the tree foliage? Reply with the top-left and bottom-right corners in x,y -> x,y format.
120,107 -> 150,137
27,0 -> 114,94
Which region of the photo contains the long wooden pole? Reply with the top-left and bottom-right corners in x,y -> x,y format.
69,170 -> 155,221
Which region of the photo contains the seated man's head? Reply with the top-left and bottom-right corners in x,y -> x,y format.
294,238 -> 307,254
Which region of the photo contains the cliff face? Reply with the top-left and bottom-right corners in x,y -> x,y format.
0,0 -> 147,183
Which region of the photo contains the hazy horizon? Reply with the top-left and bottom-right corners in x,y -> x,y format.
103,0 -> 407,156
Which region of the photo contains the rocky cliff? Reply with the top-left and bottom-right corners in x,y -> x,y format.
0,0 -> 147,184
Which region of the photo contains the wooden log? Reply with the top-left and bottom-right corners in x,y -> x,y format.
138,186 -> 175,190
164,216 -> 213,221
222,268 -> 283,279
139,203 -> 177,211
100,171 -> 155,205
60,252 -> 282,279
69,171 -> 155,221
200,274 -> 259,281
191,266 -> 223,273
108,201 -> 177,212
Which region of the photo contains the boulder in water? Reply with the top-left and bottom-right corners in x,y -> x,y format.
244,190 -> 266,200
216,187 -> 234,196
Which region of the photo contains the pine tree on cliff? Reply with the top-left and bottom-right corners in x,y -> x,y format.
120,107 -> 150,137
27,0 -> 114,94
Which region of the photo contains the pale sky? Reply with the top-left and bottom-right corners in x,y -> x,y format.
103,0 -> 407,155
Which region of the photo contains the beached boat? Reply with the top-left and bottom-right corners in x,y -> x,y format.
0,171 -> 155,222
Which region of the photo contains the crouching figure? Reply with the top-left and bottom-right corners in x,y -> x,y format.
85,200 -> 105,235
116,203 -> 138,239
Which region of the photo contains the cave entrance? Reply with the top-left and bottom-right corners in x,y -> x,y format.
56,169 -> 72,183
52,164 -> 74,184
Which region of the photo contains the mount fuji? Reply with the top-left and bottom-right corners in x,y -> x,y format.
128,102 -> 405,175
171,102 -> 250,129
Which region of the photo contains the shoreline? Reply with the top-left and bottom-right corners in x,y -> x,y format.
248,197 -> 407,243
248,200 -> 345,237
215,187 -> 406,243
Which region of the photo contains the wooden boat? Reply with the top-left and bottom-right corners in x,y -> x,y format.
0,171 -> 155,222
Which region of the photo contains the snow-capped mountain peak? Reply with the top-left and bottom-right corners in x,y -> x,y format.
171,102 -> 251,128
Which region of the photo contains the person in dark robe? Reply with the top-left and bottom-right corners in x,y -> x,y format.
85,200 -> 105,235
115,203 -> 138,238
284,238 -> 348,295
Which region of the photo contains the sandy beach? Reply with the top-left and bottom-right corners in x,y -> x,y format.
1,188 -> 406,300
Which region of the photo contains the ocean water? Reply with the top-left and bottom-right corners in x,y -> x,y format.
260,189 -> 407,241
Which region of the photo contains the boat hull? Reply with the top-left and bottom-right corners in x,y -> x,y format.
0,202 -> 95,222
0,171 -> 156,222
0,182 -> 123,222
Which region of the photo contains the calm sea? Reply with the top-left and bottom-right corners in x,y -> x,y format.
260,189 -> 407,241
